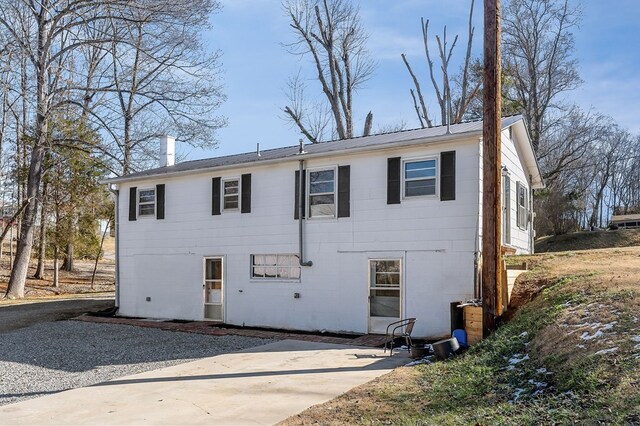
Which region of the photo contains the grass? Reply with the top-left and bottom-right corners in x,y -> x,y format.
283,249 -> 640,425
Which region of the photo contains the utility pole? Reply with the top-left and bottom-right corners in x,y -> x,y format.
482,0 -> 502,336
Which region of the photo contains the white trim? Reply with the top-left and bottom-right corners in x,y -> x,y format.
402,155 -> 439,200
367,258 -> 403,334
306,165 -> 338,219
137,187 -> 156,219
222,177 -> 241,212
203,256 -> 225,321
250,254 -> 301,282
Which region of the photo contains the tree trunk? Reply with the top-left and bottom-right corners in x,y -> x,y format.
62,241 -> 74,271
5,145 -> 46,298
4,16 -> 49,299
53,246 -> 59,288
34,180 -> 48,279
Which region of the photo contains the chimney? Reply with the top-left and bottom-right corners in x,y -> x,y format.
159,135 -> 175,167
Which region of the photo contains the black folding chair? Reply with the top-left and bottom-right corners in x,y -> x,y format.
383,318 -> 416,356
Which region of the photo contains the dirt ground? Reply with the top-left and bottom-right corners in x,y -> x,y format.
0,255 -> 115,299
535,228 -> 640,253
0,298 -> 115,333
509,246 -> 640,311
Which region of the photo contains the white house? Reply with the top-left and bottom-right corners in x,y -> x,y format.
105,116 -> 544,338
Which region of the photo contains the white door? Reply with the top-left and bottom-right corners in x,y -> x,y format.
368,259 -> 402,334
204,257 -> 223,321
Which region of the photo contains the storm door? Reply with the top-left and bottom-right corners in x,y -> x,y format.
204,257 -> 224,321
368,259 -> 402,333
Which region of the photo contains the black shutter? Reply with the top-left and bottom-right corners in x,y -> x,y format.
387,157 -> 401,204
338,165 -> 350,218
440,151 -> 456,201
294,169 -> 306,219
156,184 -> 165,219
212,177 -> 221,215
241,173 -> 251,213
129,187 -> 137,221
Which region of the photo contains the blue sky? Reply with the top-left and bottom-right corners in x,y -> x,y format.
186,0 -> 640,160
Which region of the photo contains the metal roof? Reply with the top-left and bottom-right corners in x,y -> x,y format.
105,115 -> 525,184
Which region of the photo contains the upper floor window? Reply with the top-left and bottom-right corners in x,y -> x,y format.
223,178 -> 239,210
138,188 -> 156,217
404,158 -> 437,197
308,168 -> 336,218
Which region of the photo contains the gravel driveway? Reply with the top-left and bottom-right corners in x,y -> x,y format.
0,321 -> 270,406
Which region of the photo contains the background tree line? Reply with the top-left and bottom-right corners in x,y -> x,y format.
283,0 -> 640,237
0,0 -> 226,298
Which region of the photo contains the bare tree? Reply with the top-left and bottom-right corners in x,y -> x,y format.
283,0 -> 375,142
94,1 -> 226,174
502,0 -> 582,151
401,0 -> 481,128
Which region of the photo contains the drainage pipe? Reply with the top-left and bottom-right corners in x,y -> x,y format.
298,159 -> 313,267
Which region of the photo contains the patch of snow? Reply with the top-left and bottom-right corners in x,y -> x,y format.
599,321 -> 617,331
594,347 -> 618,356
506,353 -> 529,370
631,336 -> 640,343
576,344 -> 586,349
633,343 -> 640,350
405,357 -> 434,367
511,388 -> 526,402
563,391 -> 577,399
519,331 -> 528,338
528,379 -> 548,388
581,330 -> 604,341
536,368 -> 552,375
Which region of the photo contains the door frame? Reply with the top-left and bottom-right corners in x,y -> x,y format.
203,256 -> 225,321
367,257 -> 403,334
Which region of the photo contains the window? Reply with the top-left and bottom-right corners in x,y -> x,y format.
404,158 -> 437,197
138,188 -> 155,217
251,254 -> 301,280
308,168 -> 335,218
223,178 -> 239,210
516,182 -> 527,229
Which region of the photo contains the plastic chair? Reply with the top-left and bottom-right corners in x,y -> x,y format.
383,318 -> 416,356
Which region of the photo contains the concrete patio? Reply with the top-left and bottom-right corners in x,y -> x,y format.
0,339 -> 408,425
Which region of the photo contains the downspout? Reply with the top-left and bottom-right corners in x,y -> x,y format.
298,147 -> 312,267
108,185 -> 120,309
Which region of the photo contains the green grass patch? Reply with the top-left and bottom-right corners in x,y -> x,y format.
363,277 -> 640,425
